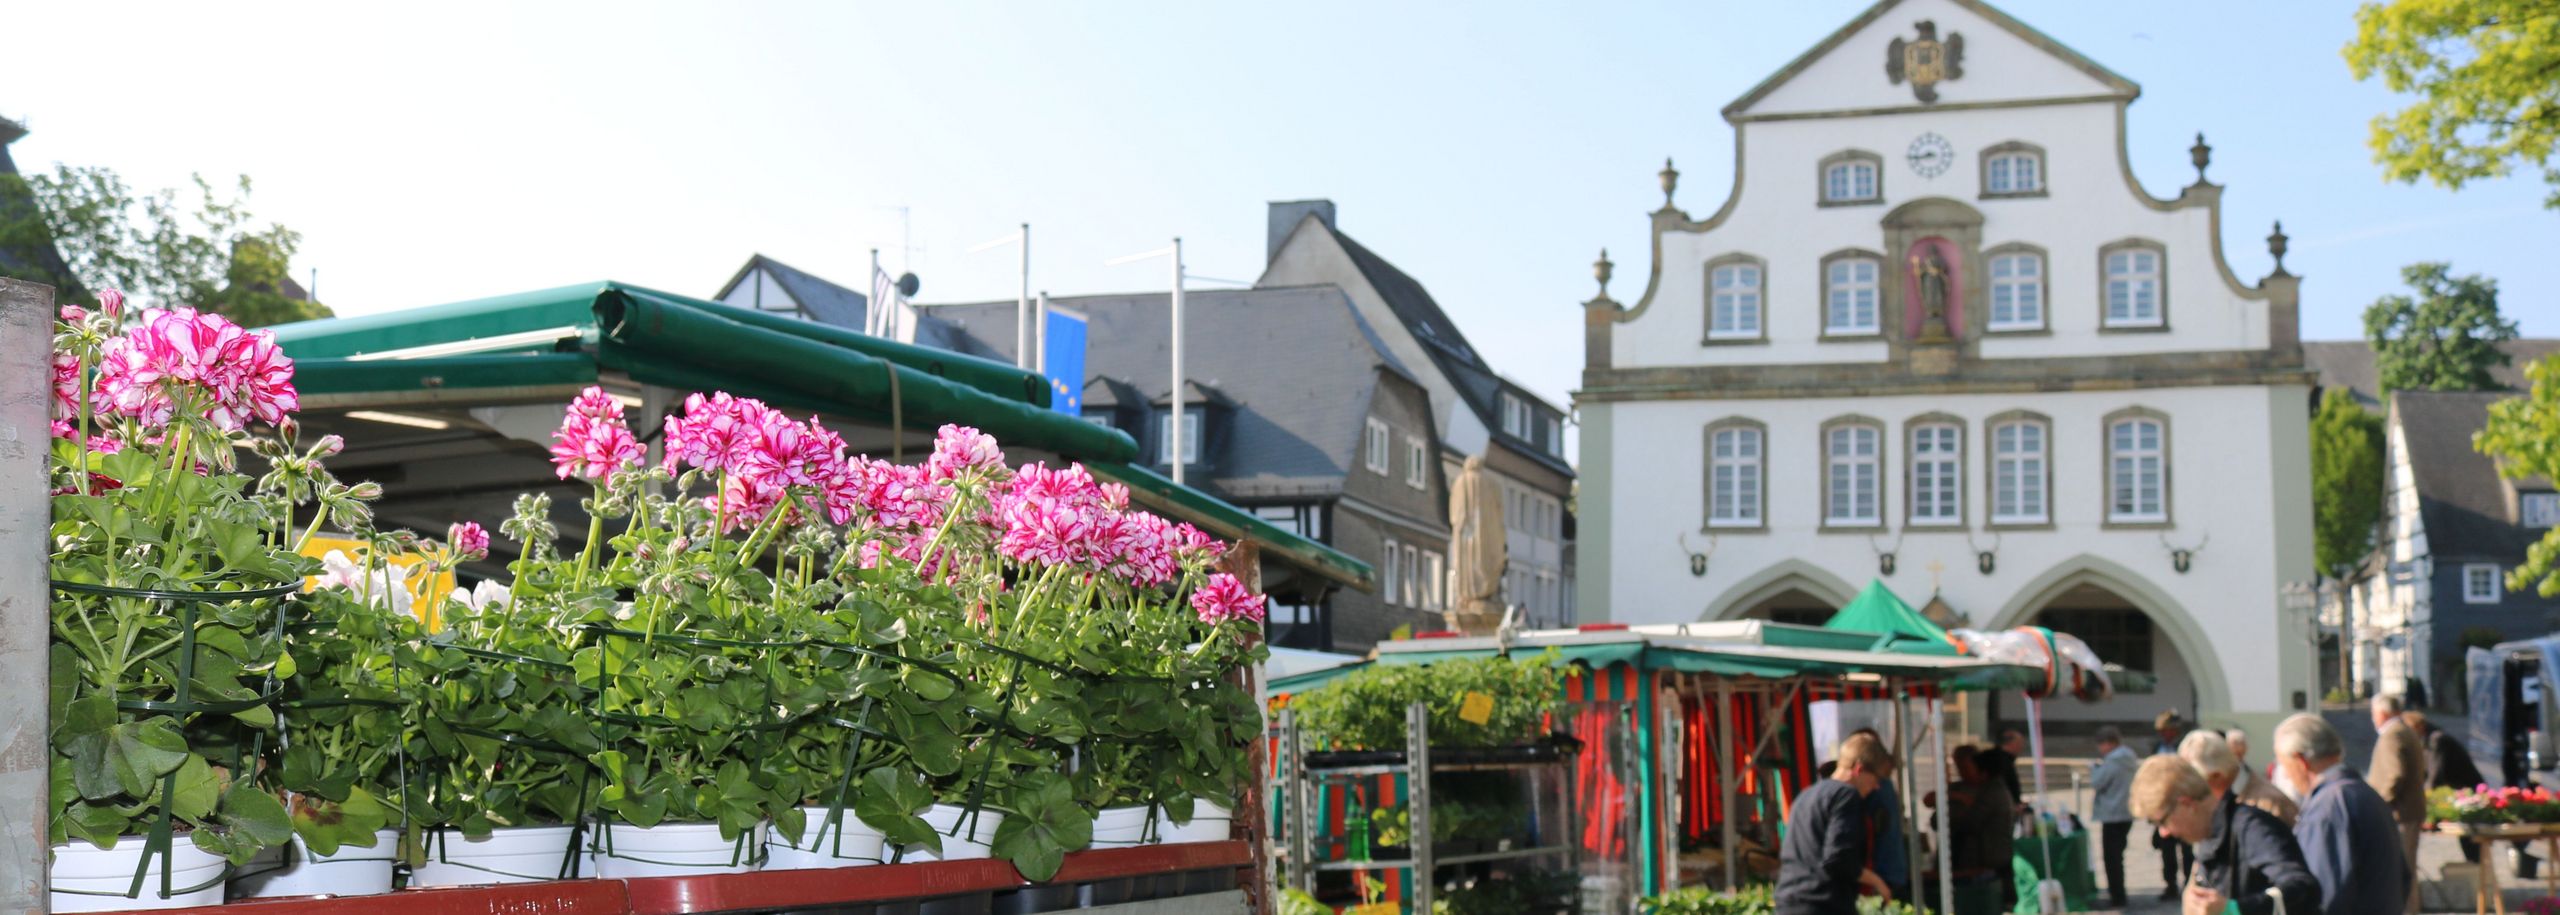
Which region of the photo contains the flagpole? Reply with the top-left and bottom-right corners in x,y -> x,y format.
867,248 -> 883,337
1170,237 -> 1186,485
1017,223 -> 1032,370
1034,290 -> 1050,375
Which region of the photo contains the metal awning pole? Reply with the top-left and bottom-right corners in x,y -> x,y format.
1933,695 -> 1954,914
1896,682 -> 1923,911
1717,678 -> 1738,889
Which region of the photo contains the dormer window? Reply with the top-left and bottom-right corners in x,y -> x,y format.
1154,406 -> 1204,465
2525,492 -> 2560,528
1818,150 -> 1883,206
1980,142 -> 2047,197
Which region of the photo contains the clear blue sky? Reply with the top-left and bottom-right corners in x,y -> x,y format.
5,0 -> 2553,418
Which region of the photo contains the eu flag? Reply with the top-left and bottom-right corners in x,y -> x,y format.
1042,307 -> 1087,416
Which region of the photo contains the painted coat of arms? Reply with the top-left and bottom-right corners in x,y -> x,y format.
1886,20 -> 1964,103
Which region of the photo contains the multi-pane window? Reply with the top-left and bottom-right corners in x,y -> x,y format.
1710,263 -> 1762,339
1989,253 -> 2043,330
2108,418 -> 2167,522
1364,419 -> 1390,473
1423,552 -> 1446,611
1826,258 -> 1880,335
1544,417 -> 1564,458
1153,406 -> 1203,465
1405,437 -> 1427,489
1500,393 -> 1530,437
1991,420 -> 2047,524
2105,248 -> 2162,327
2466,564 -> 2502,604
1824,161 -> 1877,202
2524,493 -> 2560,528
1403,543 -> 1421,608
1910,423 -> 1962,525
1382,538 -> 1403,607
1708,425 -> 1763,526
1986,152 -> 2041,194
1825,424 -> 1881,526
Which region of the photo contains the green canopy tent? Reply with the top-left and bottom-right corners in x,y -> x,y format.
1821,580 -> 1965,656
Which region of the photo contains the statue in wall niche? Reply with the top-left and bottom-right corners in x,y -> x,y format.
1911,249 -> 1954,343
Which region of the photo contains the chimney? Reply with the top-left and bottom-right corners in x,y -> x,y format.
1267,199 -> 1336,264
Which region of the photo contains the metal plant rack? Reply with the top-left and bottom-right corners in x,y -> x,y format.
1282,702 -> 1583,913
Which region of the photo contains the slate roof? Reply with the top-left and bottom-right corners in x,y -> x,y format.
1325,227 -> 1573,477
2393,390 -> 2551,562
710,254 -> 970,352
919,284 -> 1418,501
0,116 -> 83,299
2304,339 -> 2560,409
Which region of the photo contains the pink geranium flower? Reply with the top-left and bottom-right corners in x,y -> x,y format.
549,385 -> 643,480
93,307 -> 299,432
1189,573 -> 1266,625
926,424 -> 1004,481
449,521 -> 490,561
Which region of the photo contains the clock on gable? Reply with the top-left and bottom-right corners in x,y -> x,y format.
1907,133 -> 1954,179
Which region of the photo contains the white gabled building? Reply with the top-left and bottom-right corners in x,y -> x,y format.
1574,0 -> 2317,735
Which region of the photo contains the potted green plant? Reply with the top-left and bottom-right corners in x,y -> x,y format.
234,525 -> 442,898
46,295 -> 313,910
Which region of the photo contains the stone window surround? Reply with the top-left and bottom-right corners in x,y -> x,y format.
1818,248 -> 1888,341
2097,237 -> 2170,333
1904,413 -> 1968,529
2101,406 -> 2173,529
1704,417 -> 1769,531
1819,414 -> 1888,532
1702,252 -> 1770,345
1403,435 -> 1427,489
1979,140 -> 2050,200
1363,417 -> 1391,474
1817,149 -> 1886,207
1984,409 -> 2054,530
1982,242 -> 2052,335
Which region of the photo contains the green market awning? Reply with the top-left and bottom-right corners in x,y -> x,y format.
1362,623 -> 2039,691
265,281 -> 1373,593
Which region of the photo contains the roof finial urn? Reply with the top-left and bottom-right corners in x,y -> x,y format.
2267,220 -> 2290,274
2190,132 -> 2212,181
1659,157 -> 1679,208
1594,249 -> 1614,294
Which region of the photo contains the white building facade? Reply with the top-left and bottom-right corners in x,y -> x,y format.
1575,0 -> 2317,733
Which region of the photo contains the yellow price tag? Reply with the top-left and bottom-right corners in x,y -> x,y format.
1347,904 -> 1401,915
1458,691 -> 1494,725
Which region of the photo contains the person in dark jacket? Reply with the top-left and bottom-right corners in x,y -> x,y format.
2273,713 -> 2409,915
1778,733 -> 1895,915
1942,745 -> 2016,915
2132,755 -> 2321,915
2411,711 -> 2524,868
2152,711 -> 2195,900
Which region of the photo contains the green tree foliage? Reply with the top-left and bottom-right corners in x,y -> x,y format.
0,165 -> 328,326
2363,262 -> 2517,394
2345,0 -> 2560,207
2476,355 -> 2560,597
2312,390 -> 2387,578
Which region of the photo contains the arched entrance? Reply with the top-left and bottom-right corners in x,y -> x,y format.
1703,560 -> 1858,625
1987,555 -> 2228,735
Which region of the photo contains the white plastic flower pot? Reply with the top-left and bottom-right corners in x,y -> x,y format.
407,824 -> 591,887
899,804 -> 1003,862
592,821 -> 759,878
231,829 -> 400,899
49,836 -> 229,912
765,807 -> 889,870
1160,802 -> 1232,843
1090,805 -> 1161,848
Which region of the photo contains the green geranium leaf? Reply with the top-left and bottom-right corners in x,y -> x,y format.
991,773 -> 1090,882
169,754 -> 220,822
853,766 -> 939,853
81,717 -> 190,800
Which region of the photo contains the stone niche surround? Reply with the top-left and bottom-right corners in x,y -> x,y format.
1879,196 -> 1986,375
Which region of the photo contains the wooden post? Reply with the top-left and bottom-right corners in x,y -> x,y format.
0,279 -> 54,911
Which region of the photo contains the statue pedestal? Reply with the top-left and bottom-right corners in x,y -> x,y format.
1909,342 -> 1959,377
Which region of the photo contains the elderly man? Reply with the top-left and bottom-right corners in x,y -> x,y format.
2132,755 -> 2320,915
2091,725 -> 2142,908
2274,713 -> 2407,915
1930,744 -> 2017,915
2183,730 -> 2299,826
1778,733 -> 1895,915
2366,696 -> 2428,913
